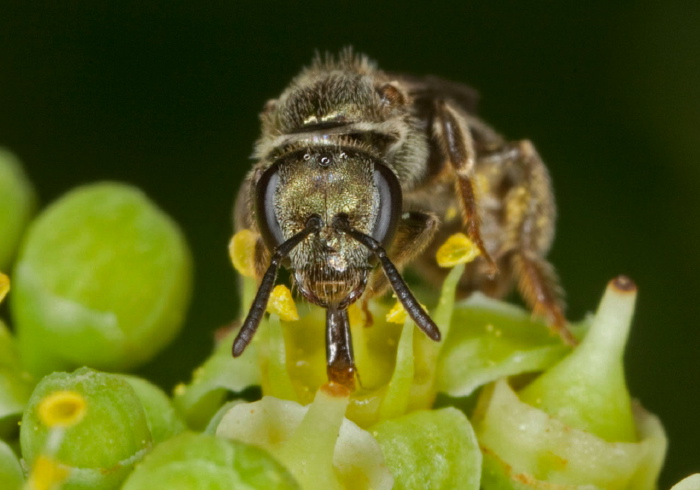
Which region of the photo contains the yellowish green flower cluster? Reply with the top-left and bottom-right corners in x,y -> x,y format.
0,146 -> 696,489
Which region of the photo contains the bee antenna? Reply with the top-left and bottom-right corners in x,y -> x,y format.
232,215 -> 322,357
332,216 -> 441,342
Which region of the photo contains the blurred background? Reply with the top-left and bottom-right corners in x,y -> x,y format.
1,1 -> 698,485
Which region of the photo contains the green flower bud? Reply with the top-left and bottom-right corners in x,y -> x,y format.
20,367 -> 152,489
518,276 -> 637,441
203,400 -> 244,436
437,293 -> 573,398
12,182 -> 192,376
474,380 -> 665,489
216,385 -> 393,490
473,278 -> 667,489
372,408 -> 481,490
0,148 -> 36,270
0,320 -> 33,439
0,318 -> 22,373
121,431 -> 299,490
0,439 -> 23,489
173,327 -> 260,430
118,375 -> 186,444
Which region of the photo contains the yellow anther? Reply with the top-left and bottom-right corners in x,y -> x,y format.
386,301 -> 407,324
267,285 -> 299,322
386,300 -> 428,324
229,229 -> 258,278
27,455 -> 70,490
38,391 -> 87,428
0,272 -> 9,304
436,232 -> 481,268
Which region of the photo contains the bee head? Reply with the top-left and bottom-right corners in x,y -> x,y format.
255,147 -> 401,308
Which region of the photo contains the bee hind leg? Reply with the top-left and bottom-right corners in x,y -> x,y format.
512,251 -> 576,345
480,139 -> 576,345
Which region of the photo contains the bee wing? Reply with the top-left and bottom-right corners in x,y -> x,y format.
388,73 -> 480,115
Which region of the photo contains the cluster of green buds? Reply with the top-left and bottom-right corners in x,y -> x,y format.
0,146 -> 698,489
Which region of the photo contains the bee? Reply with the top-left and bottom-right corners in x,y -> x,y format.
232,49 -> 574,390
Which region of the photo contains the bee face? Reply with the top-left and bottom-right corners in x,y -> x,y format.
254,146 -> 402,309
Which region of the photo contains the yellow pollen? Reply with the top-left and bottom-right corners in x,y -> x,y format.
229,229 -> 258,278
347,303 -> 367,327
386,300 -> 428,324
444,206 -> 459,221
27,455 -> 70,490
0,272 -> 9,303
38,391 -> 87,428
475,174 -> 490,198
436,233 -> 481,268
267,285 -> 299,322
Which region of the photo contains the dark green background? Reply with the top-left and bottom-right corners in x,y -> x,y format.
1,2 -> 698,486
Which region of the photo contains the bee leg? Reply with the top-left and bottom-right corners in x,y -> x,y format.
513,252 -> 576,345
433,100 -> 497,274
367,211 -> 439,298
480,140 -> 576,345
326,308 -> 356,390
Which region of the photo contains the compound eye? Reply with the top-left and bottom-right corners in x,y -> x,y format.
372,163 -> 402,246
255,163 -> 285,249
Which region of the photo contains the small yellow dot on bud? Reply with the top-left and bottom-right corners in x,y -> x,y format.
436,233 -> 481,268
267,285 -> 299,322
386,300 -> 428,324
0,272 -> 9,304
27,455 -> 70,490
229,229 -> 258,278
38,391 -> 87,428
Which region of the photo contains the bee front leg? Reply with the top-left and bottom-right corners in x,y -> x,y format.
480,140 -> 576,345
326,308 -> 356,390
433,100 -> 497,274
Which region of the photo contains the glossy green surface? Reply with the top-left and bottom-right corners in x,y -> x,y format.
12,183 -> 192,376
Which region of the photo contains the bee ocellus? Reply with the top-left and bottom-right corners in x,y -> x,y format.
233,49 -> 574,390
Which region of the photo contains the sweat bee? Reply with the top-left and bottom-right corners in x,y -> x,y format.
233,49 -> 574,390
